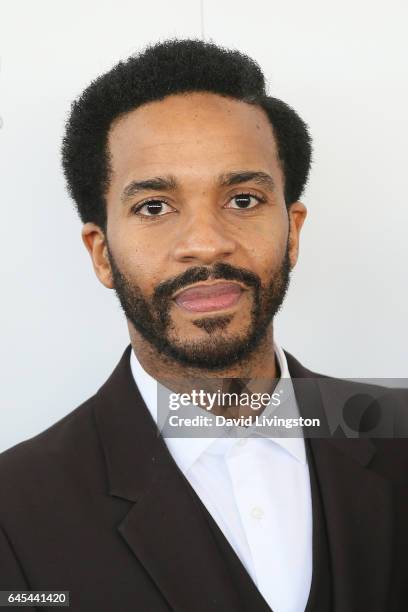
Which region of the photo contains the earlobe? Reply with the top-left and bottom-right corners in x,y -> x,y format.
81,223 -> 114,289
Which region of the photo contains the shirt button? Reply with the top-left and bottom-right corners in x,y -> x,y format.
250,506 -> 264,520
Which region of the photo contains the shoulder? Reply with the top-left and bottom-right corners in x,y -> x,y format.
284,348 -> 408,410
284,349 -> 408,478
0,393 -> 98,467
0,393 -> 105,521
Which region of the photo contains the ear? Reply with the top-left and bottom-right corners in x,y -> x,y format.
287,201 -> 307,269
81,223 -> 114,289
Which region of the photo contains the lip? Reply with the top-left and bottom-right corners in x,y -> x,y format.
173,281 -> 245,313
172,280 -> 245,299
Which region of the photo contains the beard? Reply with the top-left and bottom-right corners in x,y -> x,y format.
106,240 -> 291,371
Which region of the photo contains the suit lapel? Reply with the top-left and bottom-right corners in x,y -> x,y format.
285,350 -> 394,612
118,465 -> 245,612
93,346 -> 243,612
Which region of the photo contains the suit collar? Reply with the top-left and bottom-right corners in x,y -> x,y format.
284,349 -> 377,467
93,344 -> 168,501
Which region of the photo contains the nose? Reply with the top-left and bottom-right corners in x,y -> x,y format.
171,209 -> 237,265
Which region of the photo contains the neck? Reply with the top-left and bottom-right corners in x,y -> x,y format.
127,321 -> 278,406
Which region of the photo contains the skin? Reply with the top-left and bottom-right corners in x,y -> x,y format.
82,92 -> 307,409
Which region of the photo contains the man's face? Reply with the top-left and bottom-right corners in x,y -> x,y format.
84,92 -> 306,370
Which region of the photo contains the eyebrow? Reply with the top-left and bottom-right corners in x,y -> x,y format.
218,170 -> 275,191
120,170 -> 275,203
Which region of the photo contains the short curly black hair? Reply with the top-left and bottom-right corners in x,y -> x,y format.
61,38 -> 312,229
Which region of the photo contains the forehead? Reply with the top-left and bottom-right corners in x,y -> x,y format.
107,92 -> 282,190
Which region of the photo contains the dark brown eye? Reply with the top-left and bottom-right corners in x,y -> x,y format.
133,200 -> 173,216
227,193 -> 263,209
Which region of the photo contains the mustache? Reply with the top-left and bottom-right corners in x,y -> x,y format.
152,262 -> 261,303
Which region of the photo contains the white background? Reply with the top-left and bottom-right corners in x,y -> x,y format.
0,0 -> 407,452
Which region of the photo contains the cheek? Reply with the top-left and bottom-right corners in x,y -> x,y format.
244,225 -> 288,280
243,202 -> 288,240
107,228 -> 163,293
126,258 -> 163,295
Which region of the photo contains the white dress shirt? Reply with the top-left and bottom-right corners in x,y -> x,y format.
130,341 -> 313,612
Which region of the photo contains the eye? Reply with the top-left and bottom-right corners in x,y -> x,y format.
131,199 -> 174,217
226,192 -> 265,210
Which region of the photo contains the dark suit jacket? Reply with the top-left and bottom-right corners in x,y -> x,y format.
0,345 -> 407,611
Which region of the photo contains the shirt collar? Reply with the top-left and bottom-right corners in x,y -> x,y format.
130,340 -> 306,471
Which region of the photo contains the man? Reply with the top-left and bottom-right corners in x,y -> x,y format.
0,39 -> 407,612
